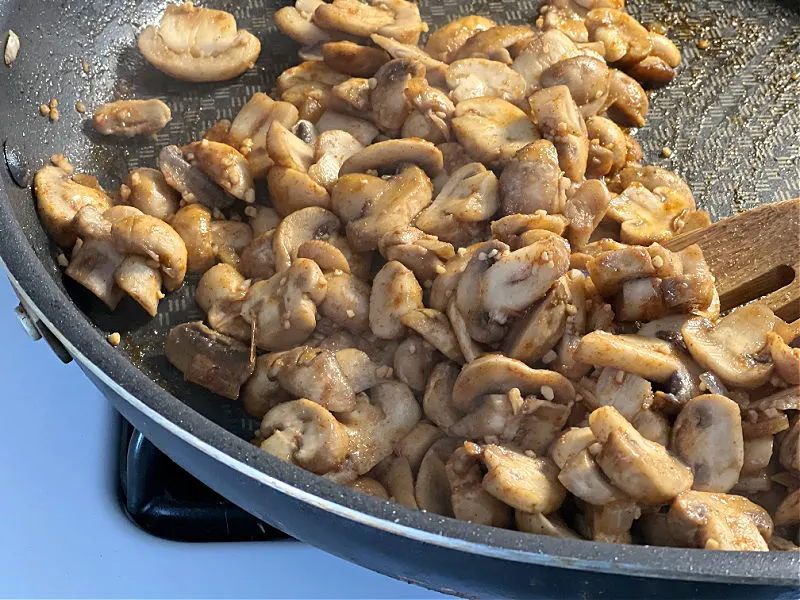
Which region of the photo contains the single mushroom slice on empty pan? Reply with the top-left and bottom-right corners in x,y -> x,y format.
682,304 -> 781,390
165,321 -> 254,400
671,394 -> 744,493
499,140 -> 569,216
259,398 -> 350,474
138,3 -> 261,82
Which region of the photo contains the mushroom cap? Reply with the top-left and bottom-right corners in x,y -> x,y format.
138,3 -> 261,82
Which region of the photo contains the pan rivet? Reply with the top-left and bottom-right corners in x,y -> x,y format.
13,303 -> 42,341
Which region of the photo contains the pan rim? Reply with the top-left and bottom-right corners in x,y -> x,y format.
0,182 -> 798,587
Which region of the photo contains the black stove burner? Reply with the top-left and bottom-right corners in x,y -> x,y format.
118,418 -> 287,542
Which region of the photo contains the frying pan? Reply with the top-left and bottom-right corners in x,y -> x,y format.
1,0 -> 799,597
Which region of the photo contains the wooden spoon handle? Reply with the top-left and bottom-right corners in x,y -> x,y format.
664,198 -> 800,321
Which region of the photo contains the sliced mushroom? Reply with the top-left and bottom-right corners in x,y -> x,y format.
455,240 -> 509,343
516,510 -> 582,539
585,8 -> 652,65
266,121 -> 315,173
541,55 -> 610,118
396,421 -> 446,473
392,336 -> 437,392
447,446 -> 513,526
93,99 -> 171,137
504,278 -> 569,364
313,0 -> 424,45
499,140 -> 569,216
491,213 -> 569,249
590,406 -> 693,504
272,207 -> 343,273
349,477 -> 390,498
575,331 -> 682,382
779,419 -> 800,473
453,25 -> 535,65
563,179 -> 612,248
370,455 -> 416,508
400,308 -> 464,363
274,0 -> 334,47
585,116 -> 628,179
120,168 -> 179,222
322,40 -> 389,77
238,230 -> 277,280
446,300 -> 484,364
369,260 -> 423,340
378,227 -> 455,283
330,76 -> 373,116
481,235 -> 570,324
240,258 -> 328,351
370,33 -> 449,88
671,394 -> 744,493
668,490 -> 772,551
158,145 -> 234,209
452,354 -> 575,413
307,129 -> 364,191
605,69 -> 648,127
210,220 -> 252,268
415,437 -> 462,515
332,165 -> 433,252
446,58 -> 527,104
471,443 -> 566,514
682,304 -> 780,390
334,347 -> 393,392
241,354 -> 292,418
585,367 -> 652,420
264,346 -> 356,412
424,15 -> 497,63
422,362 -> 462,431
552,269 -> 591,379
538,4 -> 588,43
267,167 -> 331,217
114,256 -> 163,316
65,239 -> 125,309
529,85 -> 589,182
260,398 -> 349,474
452,97 -> 538,168
138,3 -> 261,82
339,138 -> 443,176
170,204 -> 215,273
774,489 -> 800,527
184,139 -> 255,203
401,77 -> 455,142
318,271 -> 371,334
111,213 -> 187,292
560,449 -> 627,505
414,162 -> 499,248
195,263 -> 251,340
768,332 -> 800,385
550,426 -> 595,469
582,499 -> 641,544
586,244 -> 655,296
369,58 -> 425,134
34,162 -> 113,246
619,165 -> 695,211
165,321 -> 254,400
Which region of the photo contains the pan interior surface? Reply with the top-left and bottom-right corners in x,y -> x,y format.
0,0 -> 799,584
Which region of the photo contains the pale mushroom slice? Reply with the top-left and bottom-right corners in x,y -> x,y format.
240,258 -> 328,351
585,8 -> 652,66
682,304 -> 781,390
511,29 -> 582,93
93,99 -> 172,137
378,227 -> 455,284
455,240 -> 510,344
422,362 -> 462,431
498,140 -> 569,216
446,446 -> 513,527
349,477 -> 390,499
550,427 -> 596,469
481,236 -> 570,324
307,129 -> 364,191
158,145 -> 235,209
322,41 -> 389,77
339,138 -> 443,176
452,354 -> 575,413
239,231 -> 278,280
451,97 -> 539,168
582,499 -> 641,544
111,213 -> 188,292
540,55 -> 611,118
590,406 -> 693,504
667,490 -> 773,551
424,15 -> 497,63
453,25 -> 535,65
504,277 -> 569,364
211,219 -> 252,268
446,300 -> 484,364
584,367 -> 653,421
606,183 -> 689,245
585,116 -> 628,179
114,255 -> 163,317
318,271 -> 371,334
370,34 -> 449,88
429,242 -> 480,312
537,4 -> 587,43
779,418 -> 800,473
313,0 -> 425,45
334,347 -> 394,392
400,308 -> 464,364
330,76 -> 373,116
274,0 -> 333,46
316,111 -> 379,146
575,331 -> 683,383
395,421 -> 445,474
563,179 -> 612,248
606,69 -> 649,127
558,448 -> 627,506
266,121 -> 315,173
618,165 -> 695,211
33,161 -> 113,246
767,332 -> 800,385
529,85 -> 589,183
415,438 -> 462,516
333,381 -> 422,481
272,206 -> 343,272
369,260 -> 423,340
446,58 -> 527,104
262,346 -> 356,412
165,321 -> 254,400
227,93 -> 299,173
260,398 -> 349,474
414,162 -> 499,248
516,510 -> 582,539
370,455 -> 417,509
138,3 -> 261,82
267,167 -> 331,216
241,355 -> 292,419
401,77 -> 456,144
490,213 -> 569,250
331,165 -> 433,252
671,394 -> 744,493
369,58 -> 425,135
469,443 -> 567,514
66,238 -> 125,309
120,168 -> 179,221
393,336 -> 438,392
552,269 -> 591,380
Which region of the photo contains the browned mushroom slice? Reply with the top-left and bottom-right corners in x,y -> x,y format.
454,240 -> 510,344
93,99 -> 171,137
400,308 -> 464,363
314,0 -> 425,45
158,145 -> 235,209
368,260 -> 423,340
540,55 -> 611,118
584,116 -> 628,179
452,354 -> 575,413
586,367 -> 653,420
779,419 -> 799,473
240,258 -> 328,351
529,85 -> 589,182
575,331 -> 682,382
451,97 -> 539,169
590,406 -> 693,504
447,446 -> 513,527
667,490 -> 772,551
415,437 -> 463,516
318,271 -> 371,334
369,34 -> 449,88
550,426 -> 596,469
516,510 -> 582,539
552,269 -> 591,379
332,165 -> 433,252
424,15 -> 497,63
559,448 -> 627,505
671,394 -> 744,493
378,227 -> 455,284
682,304 -> 781,389
538,3 -> 587,42
349,477 -> 390,498
165,321 -> 254,400
392,336 -> 438,392
499,140 -> 568,216
491,213 -> 569,249
196,263 -> 251,341
339,138 -> 443,176
272,206 -> 342,272
114,256 -> 163,317
170,204 -> 215,274
276,61 -> 349,122
307,130 -> 364,192
370,455 -> 416,508
66,239 -> 125,309
422,362 -> 462,431
471,443 -> 566,514
563,179 -> 612,249
183,139 -> 255,203
395,422 -> 445,474
138,3 -> 261,82
511,29 -> 582,93
582,499 -> 641,544
606,69 -> 648,127
585,8 -> 652,66
274,0 -> 333,46
239,230 -> 277,281
586,244 -> 655,296
768,332 -> 800,385
504,278 -> 569,365
453,25 -> 535,65
260,398 -> 349,474
34,162 -> 113,247
322,41 -> 389,77
121,168 -> 179,221
774,489 -> 800,527
414,162 -> 498,248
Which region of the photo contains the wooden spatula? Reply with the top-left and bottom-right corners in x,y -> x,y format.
663,197 -> 800,322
